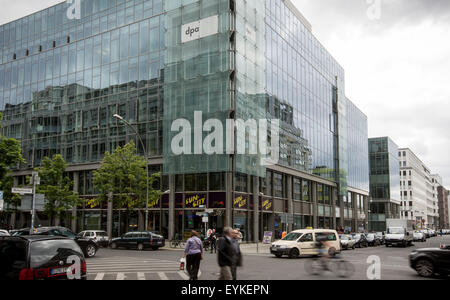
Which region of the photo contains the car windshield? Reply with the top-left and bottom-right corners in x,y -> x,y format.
282,233 -> 303,241
388,228 -> 404,234
30,240 -> 82,269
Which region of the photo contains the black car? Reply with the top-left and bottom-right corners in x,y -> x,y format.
352,233 -> 369,248
0,235 -> 87,280
17,227 -> 99,258
409,245 -> 450,278
110,231 -> 165,251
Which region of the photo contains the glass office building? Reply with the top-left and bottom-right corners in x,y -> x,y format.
1,0 -> 370,240
368,137 -> 401,231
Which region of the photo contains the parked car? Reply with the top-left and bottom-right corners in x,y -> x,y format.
110,231 -> 165,251
33,227 -> 99,258
409,244 -> 450,278
270,229 -> 341,259
375,232 -> 385,245
0,235 -> 87,280
78,230 -> 110,248
340,234 -> 356,250
352,233 -> 369,248
0,229 -> 9,236
366,233 -> 381,246
414,231 -> 426,242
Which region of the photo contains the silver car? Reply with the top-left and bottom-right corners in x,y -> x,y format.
340,234 -> 356,250
0,230 -> 9,236
78,230 -> 110,247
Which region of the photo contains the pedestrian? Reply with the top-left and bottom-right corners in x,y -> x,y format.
236,228 -> 243,243
183,230 -> 203,280
217,227 -> 237,280
209,229 -> 217,254
231,229 -> 243,280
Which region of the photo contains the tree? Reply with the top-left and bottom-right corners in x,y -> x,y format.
93,141 -> 161,210
37,154 -> 80,226
0,112 -> 25,215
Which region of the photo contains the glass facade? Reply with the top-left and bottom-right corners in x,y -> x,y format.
369,137 -> 401,231
1,0 -> 370,239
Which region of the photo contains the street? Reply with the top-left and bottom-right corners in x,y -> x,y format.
86,235 -> 450,280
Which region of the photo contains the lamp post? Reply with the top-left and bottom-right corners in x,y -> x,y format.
113,114 -> 150,231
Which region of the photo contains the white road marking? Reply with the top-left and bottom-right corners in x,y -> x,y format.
178,271 -> 189,280
137,272 -> 146,280
158,272 -> 169,280
116,273 -> 125,280
94,273 -> 105,281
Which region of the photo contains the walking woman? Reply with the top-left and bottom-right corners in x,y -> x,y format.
184,230 -> 203,280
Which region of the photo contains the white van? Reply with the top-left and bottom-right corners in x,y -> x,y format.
270,229 -> 341,259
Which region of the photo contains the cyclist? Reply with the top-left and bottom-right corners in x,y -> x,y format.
315,235 -> 332,271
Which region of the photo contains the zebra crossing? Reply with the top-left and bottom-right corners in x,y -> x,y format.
86,256 -> 189,280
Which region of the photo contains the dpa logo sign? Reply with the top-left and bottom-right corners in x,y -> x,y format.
66,0 -> 82,20
181,15 -> 219,43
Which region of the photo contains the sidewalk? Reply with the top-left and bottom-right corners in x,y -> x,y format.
161,242 -> 272,254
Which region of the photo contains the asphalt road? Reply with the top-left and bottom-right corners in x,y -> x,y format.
86,235 -> 450,280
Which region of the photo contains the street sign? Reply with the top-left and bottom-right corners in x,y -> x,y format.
12,188 -> 33,195
0,190 -> 3,200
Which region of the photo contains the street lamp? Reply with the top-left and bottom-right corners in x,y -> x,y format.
113,114 -> 150,231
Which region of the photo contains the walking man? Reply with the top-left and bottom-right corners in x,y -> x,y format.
217,227 -> 236,280
231,229 -> 243,280
209,229 -> 217,254
184,230 -> 203,280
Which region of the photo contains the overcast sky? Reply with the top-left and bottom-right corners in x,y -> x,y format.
1,0 -> 449,187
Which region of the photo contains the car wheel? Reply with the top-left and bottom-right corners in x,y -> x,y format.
352,244 -> 356,250
85,244 -> 97,258
415,259 -> 435,278
275,254 -> 283,258
289,248 -> 300,259
152,246 -> 159,251
110,242 -> 117,249
137,243 -> 144,251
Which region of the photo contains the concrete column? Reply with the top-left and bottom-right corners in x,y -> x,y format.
72,172 -> 79,232
286,175 -> 293,232
252,176 -> 260,242
312,182 -> 318,228
168,175 -> 175,240
332,187 -> 337,230
226,171 -> 233,228
107,192 -> 113,238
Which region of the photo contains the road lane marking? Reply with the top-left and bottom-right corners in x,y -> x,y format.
94,273 -> 105,281
116,273 -> 125,280
137,272 -> 146,280
158,272 -> 169,280
178,271 -> 189,280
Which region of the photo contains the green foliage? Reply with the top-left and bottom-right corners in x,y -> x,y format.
0,112 -> 25,209
93,141 -> 161,210
37,154 -> 80,223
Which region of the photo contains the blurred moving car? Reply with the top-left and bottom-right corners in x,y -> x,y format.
409,244 -> 450,278
109,231 -> 165,251
0,235 -> 86,280
352,233 -> 369,248
0,229 -> 9,236
271,229 -> 341,259
414,231 -> 426,242
366,233 -> 381,246
340,234 -> 356,250
78,230 -> 110,248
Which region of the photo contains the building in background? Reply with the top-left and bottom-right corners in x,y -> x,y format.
430,175 -> 442,228
0,0 -> 370,240
368,137 -> 401,232
398,148 -> 437,229
437,185 -> 449,229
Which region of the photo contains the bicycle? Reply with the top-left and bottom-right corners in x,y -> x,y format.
305,254 -> 354,278
170,239 -> 186,249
